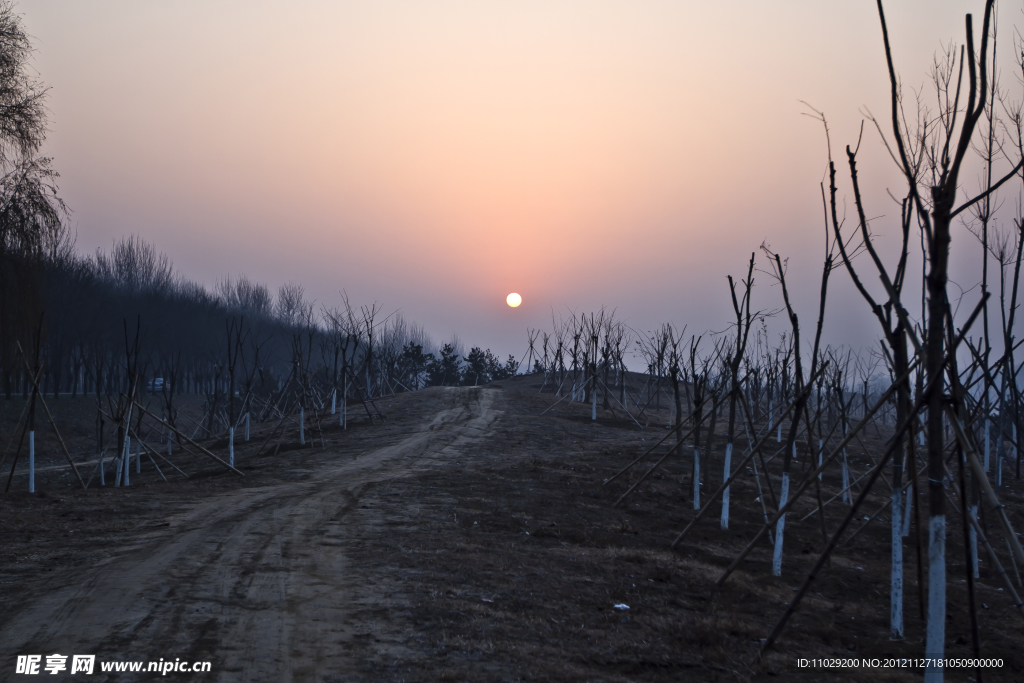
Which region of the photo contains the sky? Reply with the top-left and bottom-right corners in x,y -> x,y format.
19,1 -> 1024,363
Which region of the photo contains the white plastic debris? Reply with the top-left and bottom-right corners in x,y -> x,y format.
613,603 -> 630,610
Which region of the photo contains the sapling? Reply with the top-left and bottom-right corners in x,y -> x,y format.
721,253 -> 756,530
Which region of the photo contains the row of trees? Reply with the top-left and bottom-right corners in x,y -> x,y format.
529,2 -> 1024,677
2,231 -> 526,495
0,0 -> 73,407
0,0 -> 520,423
4,236 -> 522,404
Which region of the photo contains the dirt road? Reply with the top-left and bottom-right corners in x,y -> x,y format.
5,378 -> 1023,682
1,387 -> 499,682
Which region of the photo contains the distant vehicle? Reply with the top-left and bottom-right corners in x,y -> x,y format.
148,378 -> 164,391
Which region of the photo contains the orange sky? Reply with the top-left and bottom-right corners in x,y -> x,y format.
23,1 -> 1022,359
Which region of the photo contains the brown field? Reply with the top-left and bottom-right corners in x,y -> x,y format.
1,376 -> 1022,682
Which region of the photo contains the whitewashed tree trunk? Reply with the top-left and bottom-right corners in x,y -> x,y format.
891,486 -> 904,639
772,472 -> 790,576
245,412 -> 250,441
229,426 -> 235,468
817,439 -> 823,481
721,442 -> 732,529
136,438 -> 141,473
299,406 -> 305,445
692,447 -> 701,510
591,383 -> 597,421
123,435 -> 130,486
331,388 -> 336,415
924,515 -> 946,683
100,452 -> 106,486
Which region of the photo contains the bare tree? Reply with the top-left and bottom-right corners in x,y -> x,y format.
94,236 -> 174,295
825,0 -> 1010,671
0,0 -> 70,398
721,254 -> 757,530
218,274 -> 273,317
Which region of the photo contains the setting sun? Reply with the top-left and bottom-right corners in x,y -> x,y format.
506,292 -> 522,308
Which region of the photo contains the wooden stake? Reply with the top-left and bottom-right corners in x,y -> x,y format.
945,406 -> 1024,569
714,359 -> 925,584
132,401 -> 244,476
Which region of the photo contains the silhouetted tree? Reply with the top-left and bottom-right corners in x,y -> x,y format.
400,342 -> 430,390
0,0 -> 70,396
427,344 -> 461,386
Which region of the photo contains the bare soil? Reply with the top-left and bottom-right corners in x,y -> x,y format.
1,377 -> 1023,682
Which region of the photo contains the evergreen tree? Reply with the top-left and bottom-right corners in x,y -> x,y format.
400,342 -> 430,389
427,343 -> 461,386
464,347 -> 488,385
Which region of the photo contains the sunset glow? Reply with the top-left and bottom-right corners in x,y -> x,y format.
8,2 -> 1023,671
22,0 -> 1012,356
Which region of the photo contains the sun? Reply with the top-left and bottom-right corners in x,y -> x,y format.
506,292 -> 522,308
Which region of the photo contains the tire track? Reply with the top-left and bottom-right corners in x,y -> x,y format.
0,387 -> 498,682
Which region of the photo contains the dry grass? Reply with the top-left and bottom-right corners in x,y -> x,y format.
2,376 -> 1024,681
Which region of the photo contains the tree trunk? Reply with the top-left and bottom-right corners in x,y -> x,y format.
924,198 -> 952,680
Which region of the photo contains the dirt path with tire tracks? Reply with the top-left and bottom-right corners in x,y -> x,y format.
0,387 -> 498,682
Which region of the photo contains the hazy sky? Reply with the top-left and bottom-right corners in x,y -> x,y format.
21,1 -> 1024,361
